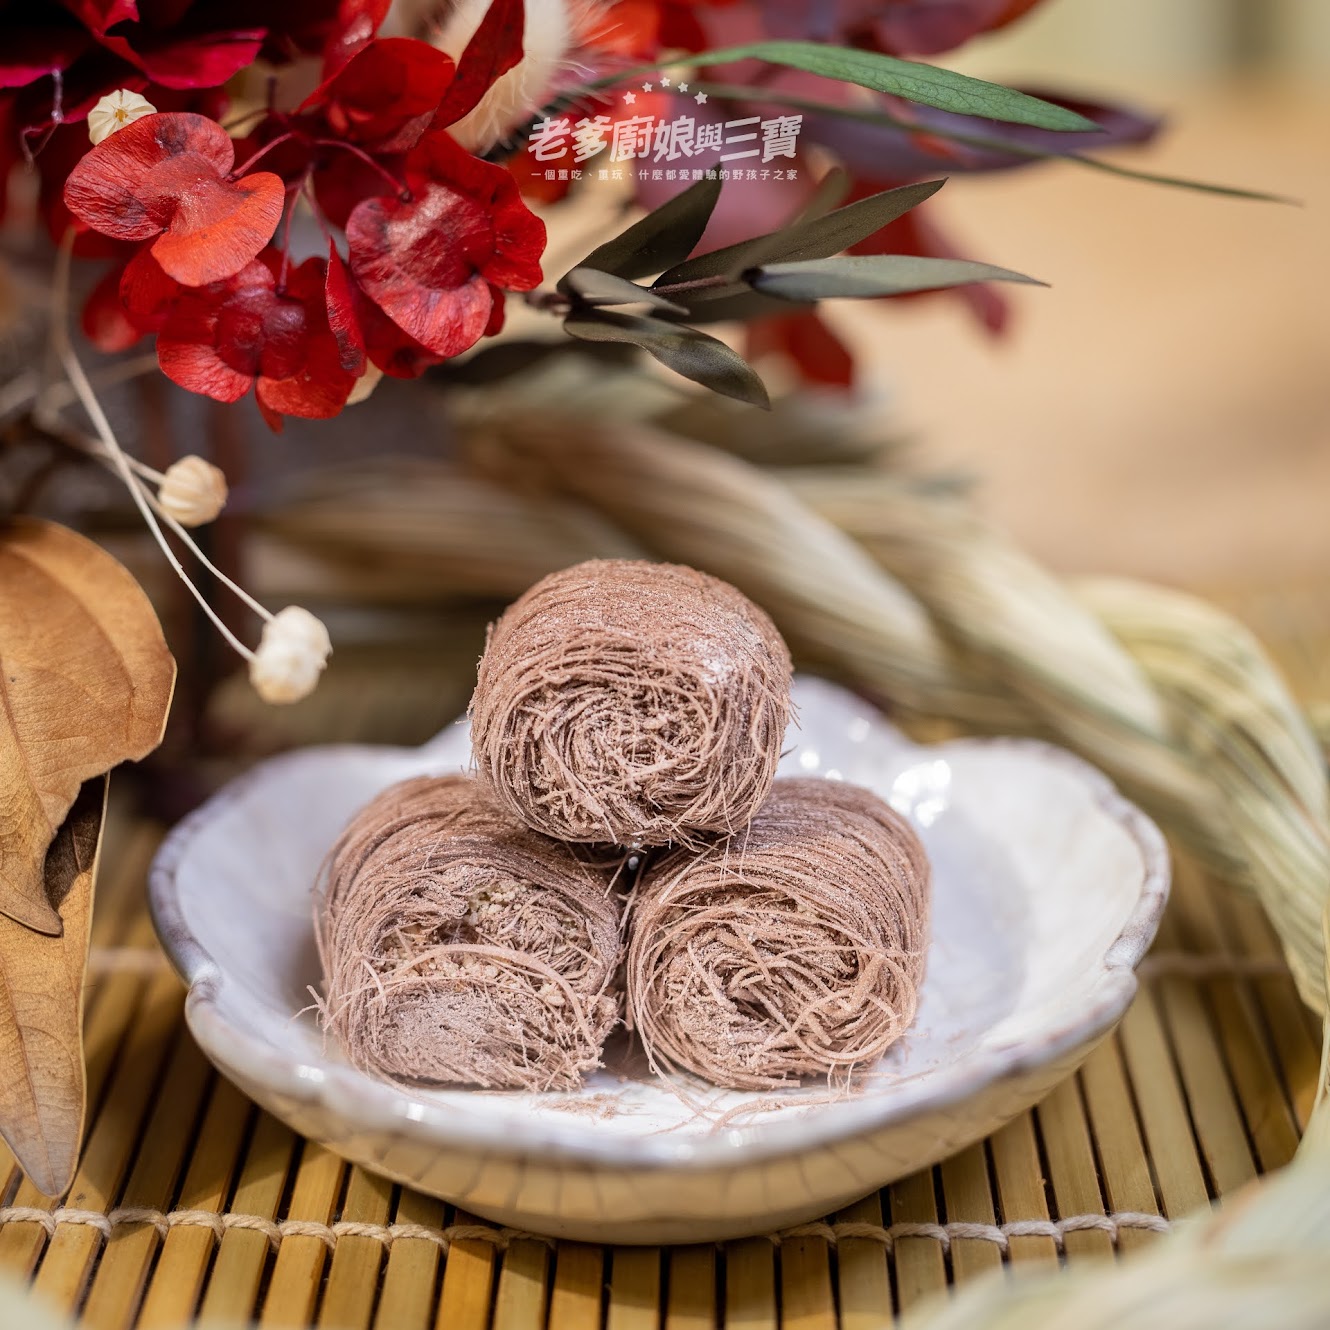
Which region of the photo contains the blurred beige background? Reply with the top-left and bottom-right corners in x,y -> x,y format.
832,0 -> 1330,593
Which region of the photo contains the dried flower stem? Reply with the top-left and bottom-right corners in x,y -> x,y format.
46,232 -> 263,661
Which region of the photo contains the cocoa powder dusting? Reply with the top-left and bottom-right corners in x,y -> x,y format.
317,774 -> 623,1091
626,777 -> 931,1091
468,559 -> 793,849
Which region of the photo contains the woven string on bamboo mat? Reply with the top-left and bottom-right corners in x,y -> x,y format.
0,840 -> 1317,1330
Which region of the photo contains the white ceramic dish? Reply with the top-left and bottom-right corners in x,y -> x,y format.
149,676 -> 1169,1244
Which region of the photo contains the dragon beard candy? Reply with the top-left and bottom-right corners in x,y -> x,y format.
319,773 -> 622,1091
469,559 -> 793,849
626,777 -> 931,1090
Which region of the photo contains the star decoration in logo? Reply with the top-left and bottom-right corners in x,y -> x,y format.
623,90 -> 637,104
660,75 -> 672,87
642,81 -> 654,92
677,82 -> 689,93
694,90 -> 708,104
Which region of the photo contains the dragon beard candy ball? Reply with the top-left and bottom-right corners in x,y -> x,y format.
469,559 -> 794,848
319,774 -> 623,1091
626,777 -> 931,1090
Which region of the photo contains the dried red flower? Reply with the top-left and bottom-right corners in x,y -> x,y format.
346,130 -> 544,359
63,111 -> 285,284
301,37 -> 455,153
746,310 -> 854,389
324,244 -> 367,374
156,254 -> 357,428
0,0 -> 347,151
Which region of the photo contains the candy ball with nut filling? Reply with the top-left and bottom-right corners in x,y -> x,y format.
469,559 -> 793,848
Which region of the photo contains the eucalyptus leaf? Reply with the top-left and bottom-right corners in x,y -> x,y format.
665,290 -> 800,325
749,254 -> 1044,301
576,176 -> 723,280
558,268 -> 690,315
655,179 -> 945,289
590,42 -> 1101,132
690,81 -> 1294,204
565,310 -> 769,407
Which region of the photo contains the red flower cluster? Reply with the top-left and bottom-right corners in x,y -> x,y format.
61,0 -> 546,427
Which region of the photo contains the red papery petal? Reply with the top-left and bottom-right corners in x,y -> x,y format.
256,396 -> 285,432
63,111 -> 237,239
746,310 -> 854,388
149,169 -> 286,284
0,28 -> 94,88
325,244 -> 367,373
123,28 -> 265,90
579,0 -> 665,61
346,132 -> 543,356
413,131 -> 545,289
158,337 -> 255,402
157,254 -> 359,417
120,244 -> 183,329
434,0 -> 524,127
323,0 -> 393,75
58,0 -> 140,35
350,202 -> 493,358
354,284 -> 442,378
484,285 -> 506,338
312,145 -> 402,229
866,0 -> 1043,56
257,339 -> 357,421
82,260 -> 145,352
303,37 -> 455,152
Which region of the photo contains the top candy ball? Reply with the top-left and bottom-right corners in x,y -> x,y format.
469,560 -> 793,848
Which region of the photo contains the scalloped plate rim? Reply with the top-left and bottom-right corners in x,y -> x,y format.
148,676 -> 1170,1174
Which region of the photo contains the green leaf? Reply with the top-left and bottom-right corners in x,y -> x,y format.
690,80 -> 1296,204
656,179 -> 945,290
557,267 -> 689,315
590,42 -> 1101,132
565,310 -> 769,407
664,290 -> 798,325
576,176 -> 723,280
748,254 -> 1044,301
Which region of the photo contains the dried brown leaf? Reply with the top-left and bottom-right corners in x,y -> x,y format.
0,518 -> 175,933
0,777 -> 105,1195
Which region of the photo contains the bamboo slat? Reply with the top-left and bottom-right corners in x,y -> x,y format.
607,1248 -> 662,1330
937,1148 -> 1002,1284
435,1211 -> 499,1330
834,1193 -> 894,1328
886,1170 -> 947,1313
375,1190 -> 445,1330
1034,1080 -> 1113,1262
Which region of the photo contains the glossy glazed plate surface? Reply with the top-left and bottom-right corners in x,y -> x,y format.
149,676 -> 1169,1242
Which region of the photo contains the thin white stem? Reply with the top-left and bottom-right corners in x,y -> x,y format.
31,410 -> 167,484
51,236 -> 257,662
31,406 -> 275,627
147,491 -> 275,625
0,369 -> 38,421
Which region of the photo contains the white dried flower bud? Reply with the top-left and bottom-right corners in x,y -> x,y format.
347,363 -> 383,405
249,607 -> 331,705
158,456 -> 228,527
87,89 -> 157,146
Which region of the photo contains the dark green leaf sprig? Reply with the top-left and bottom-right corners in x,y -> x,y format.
555,177 -> 1042,406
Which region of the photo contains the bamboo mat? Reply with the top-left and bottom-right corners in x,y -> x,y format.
0,587 -> 1324,1329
